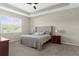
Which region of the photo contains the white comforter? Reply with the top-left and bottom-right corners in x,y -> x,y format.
20,34 -> 51,50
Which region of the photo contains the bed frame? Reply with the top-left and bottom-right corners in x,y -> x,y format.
21,26 -> 54,50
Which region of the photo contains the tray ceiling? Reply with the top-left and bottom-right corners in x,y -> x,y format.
0,3 -> 79,17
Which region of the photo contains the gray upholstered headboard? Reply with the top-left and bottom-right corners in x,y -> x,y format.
34,26 -> 54,35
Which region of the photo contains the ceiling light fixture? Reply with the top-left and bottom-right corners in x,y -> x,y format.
27,3 -> 39,10
31,4 -> 35,6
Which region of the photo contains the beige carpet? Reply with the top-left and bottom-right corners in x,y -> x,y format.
9,41 -> 79,56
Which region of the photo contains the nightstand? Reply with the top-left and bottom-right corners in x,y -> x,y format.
51,35 -> 61,44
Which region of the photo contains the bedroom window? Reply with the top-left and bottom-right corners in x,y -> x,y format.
0,16 -> 22,33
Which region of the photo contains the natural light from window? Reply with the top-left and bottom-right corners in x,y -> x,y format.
0,16 -> 22,33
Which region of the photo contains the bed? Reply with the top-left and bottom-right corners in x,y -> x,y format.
20,26 -> 53,50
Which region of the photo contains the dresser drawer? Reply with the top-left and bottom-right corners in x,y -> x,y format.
0,40 -> 9,46
0,40 -> 9,56
0,45 -> 9,56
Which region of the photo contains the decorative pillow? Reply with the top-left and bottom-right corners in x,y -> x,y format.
44,31 -> 50,35
39,32 -> 45,35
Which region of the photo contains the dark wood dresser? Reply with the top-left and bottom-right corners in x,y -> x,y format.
51,35 -> 61,44
0,37 -> 9,56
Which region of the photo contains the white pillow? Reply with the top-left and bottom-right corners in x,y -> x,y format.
34,32 -> 40,35
34,32 -> 45,35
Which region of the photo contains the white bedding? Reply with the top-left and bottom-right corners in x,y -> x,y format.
21,34 -> 50,39
20,34 -> 51,50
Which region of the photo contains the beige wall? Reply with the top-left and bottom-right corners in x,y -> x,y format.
0,9 -> 30,42
31,7 -> 79,46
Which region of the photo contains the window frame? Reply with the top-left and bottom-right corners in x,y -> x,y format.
0,16 -> 22,33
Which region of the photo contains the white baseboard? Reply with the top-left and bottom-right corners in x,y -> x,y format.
62,42 -> 79,46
